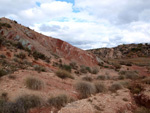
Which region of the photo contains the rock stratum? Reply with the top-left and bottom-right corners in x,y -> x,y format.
0,17 -> 98,66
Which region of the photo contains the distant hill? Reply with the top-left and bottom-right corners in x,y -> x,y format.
88,43 -> 150,59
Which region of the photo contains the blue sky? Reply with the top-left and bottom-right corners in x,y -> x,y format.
56,0 -> 75,4
0,0 -> 150,49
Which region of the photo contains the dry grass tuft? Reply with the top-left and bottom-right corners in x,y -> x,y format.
75,81 -> 96,98
25,77 -> 44,90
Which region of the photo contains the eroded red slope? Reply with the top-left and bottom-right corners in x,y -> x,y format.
0,17 -> 98,66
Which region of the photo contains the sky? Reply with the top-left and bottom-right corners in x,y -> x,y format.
0,0 -> 150,50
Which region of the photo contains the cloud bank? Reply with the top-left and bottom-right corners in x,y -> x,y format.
0,0 -> 150,49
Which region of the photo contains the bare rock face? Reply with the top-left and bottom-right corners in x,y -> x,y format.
59,89 -> 135,113
0,17 -> 98,66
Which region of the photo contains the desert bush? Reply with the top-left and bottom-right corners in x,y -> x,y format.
13,20 -> 18,23
0,22 -> 11,28
104,65 -> 109,68
34,65 -> 46,73
80,66 -> 93,73
91,67 -> 99,74
0,94 -> 42,113
119,61 -> 126,65
1,101 -> 25,113
79,66 -> 88,73
142,77 -> 150,84
75,81 -> 96,98
48,94 -> 70,109
15,42 -> 24,50
85,67 -> 91,73
8,75 -> 16,79
126,63 -> 132,66
0,39 -> 3,47
97,75 -> 108,80
25,77 -> 44,90
82,76 -> 93,82
134,107 -> 150,113
32,51 -> 46,60
113,63 -> 121,70
70,62 -> 77,69
0,69 -> 7,77
55,69 -> 74,79
109,83 -> 123,92
60,64 -> 72,72
45,57 -> 50,63
0,54 -> 6,58
0,99 -> 7,113
1,92 -> 8,100
119,70 -> 139,80
128,83 -> 144,94
14,95 -> 42,113
94,82 -> 107,93
119,81 -> 131,88
16,52 -> 26,59
118,75 -> 125,80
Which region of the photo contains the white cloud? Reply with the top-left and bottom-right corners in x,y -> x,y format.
0,0 -> 150,49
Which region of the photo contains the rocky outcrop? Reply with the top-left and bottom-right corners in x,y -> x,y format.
0,17 -> 98,66
88,43 -> 150,59
59,89 -> 135,113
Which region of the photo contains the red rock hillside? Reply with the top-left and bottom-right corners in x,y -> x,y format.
0,17 -> 99,66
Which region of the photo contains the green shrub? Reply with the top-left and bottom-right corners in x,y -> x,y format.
48,94 -> 69,109
75,81 -> 96,98
34,65 -> 46,73
32,51 -> 46,60
109,83 -> 123,92
94,82 -> 107,93
15,42 -> 24,50
13,20 -> 18,24
0,54 -> 6,58
82,76 -> 93,82
60,64 -> 72,72
104,66 -> 109,68
80,66 -> 91,73
25,77 -> 44,90
55,69 -> 73,79
16,52 -> 26,59
0,22 -> 11,28
85,67 -> 91,73
0,69 -> 7,77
